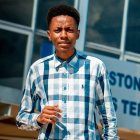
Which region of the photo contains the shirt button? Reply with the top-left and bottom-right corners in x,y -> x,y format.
63,114 -> 67,118
62,96 -> 67,103
63,73 -> 66,76
63,86 -> 67,90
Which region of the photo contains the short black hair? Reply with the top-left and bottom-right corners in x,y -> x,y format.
47,4 -> 80,29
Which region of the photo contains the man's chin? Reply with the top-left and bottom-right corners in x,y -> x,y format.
56,47 -> 74,53
59,46 -> 73,51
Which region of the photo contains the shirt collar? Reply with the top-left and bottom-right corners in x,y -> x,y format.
54,50 -> 79,69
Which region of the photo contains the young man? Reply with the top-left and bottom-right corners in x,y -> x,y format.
16,4 -> 119,140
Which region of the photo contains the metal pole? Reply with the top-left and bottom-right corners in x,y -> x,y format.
120,0 -> 129,60
74,0 -> 79,9
75,0 -> 89,51
22,0 -> 39,88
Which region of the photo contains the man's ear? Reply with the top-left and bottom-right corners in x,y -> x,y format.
76,30 -> 80,40
47,30 -> 51,41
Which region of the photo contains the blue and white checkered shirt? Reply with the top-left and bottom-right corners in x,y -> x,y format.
16,50 -> 119,140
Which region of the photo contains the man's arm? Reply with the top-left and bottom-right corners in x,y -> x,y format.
16,67 -> 62,131
16,68 -> 41,130
95,62 -> 119,140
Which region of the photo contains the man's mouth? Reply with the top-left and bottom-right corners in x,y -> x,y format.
58,42 -> 70,44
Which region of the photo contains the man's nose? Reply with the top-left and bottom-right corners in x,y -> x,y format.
60,30 -> 67,38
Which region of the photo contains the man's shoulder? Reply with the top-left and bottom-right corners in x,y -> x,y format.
87,55 -> 104,65
31,54 -> 54,68
77,51 -> 104,65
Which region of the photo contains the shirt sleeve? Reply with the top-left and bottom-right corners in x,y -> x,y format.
95,62 -> 119,140
16,67 -> 41,131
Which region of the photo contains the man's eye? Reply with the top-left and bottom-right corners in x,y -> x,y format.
54,29 -> 61,33
67,29 -> 74,32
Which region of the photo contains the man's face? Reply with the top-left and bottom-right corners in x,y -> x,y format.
47,15 -> 80,54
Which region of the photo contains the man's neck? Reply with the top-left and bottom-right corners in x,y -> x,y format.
55,49 -> 75,61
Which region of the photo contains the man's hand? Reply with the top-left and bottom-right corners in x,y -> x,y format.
37,104 -> 62,125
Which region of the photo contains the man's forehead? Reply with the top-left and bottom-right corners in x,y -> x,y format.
51,15 -> 74,21
50,15 -> 77,26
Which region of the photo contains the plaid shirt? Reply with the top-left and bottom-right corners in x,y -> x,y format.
16,50 -> 119,140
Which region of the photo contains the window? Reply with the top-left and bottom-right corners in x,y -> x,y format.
125,0 -> 140,54
86,0 -> 124,48
0,0 -> 33,26
32,35 -> 53,63
85,47 -> 119,58
0,29 -> 27,89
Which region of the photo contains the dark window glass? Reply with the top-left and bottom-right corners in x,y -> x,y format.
0,30 -> 27,89
37,0 -> 74,30
0,0 -> 33,26
32,35 -> 53,63
85,47 -> 119,59
127,59 -> 140,64
86,0 -> 124,48
125,0 -> 140,54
